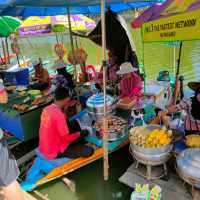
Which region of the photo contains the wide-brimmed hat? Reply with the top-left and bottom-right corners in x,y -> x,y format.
116,62 -> 138,75
188,81 -> 200,91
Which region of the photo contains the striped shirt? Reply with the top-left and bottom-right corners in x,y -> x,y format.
176,98 -> 200,131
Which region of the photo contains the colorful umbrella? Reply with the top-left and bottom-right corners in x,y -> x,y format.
142,0 -> 200,42
0,16 -> 21,37
18,15 -> 96,37
140,0 -> 200,104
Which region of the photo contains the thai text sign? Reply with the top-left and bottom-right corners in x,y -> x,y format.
142,9 -> 200,42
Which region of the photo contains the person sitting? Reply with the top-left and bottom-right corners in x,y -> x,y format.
39,86 -> 94,159
30,59 -> 51,91
116,62 -> 142,99
0,79 -> 24,200
52,57 -> 75,90
159,81 -> 200,135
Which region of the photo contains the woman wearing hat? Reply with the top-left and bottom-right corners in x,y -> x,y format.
0,79 -> 24,200
160,81 -> 200,135
117,62 -> 142,98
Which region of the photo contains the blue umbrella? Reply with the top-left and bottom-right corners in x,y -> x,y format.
0,0 -> 163,16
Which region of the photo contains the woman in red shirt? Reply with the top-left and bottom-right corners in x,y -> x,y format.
117,62 -> 142,98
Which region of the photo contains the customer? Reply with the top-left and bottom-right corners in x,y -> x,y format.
30,59 -> 50,91
52,57 -> 75,90
159,81 -> 200,135
0,79 -> 24,200
39,86 -> 94,159
117,62 -> 142,98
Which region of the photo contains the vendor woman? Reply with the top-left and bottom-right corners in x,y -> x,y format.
116,62 -> 142,98
160,81 -> 200,135
30,59 -> 51,91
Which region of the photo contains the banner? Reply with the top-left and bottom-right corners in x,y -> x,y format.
19,24 -> 51,36
142,9 -> 200,42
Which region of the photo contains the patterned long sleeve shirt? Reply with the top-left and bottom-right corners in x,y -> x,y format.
176,98 -> 200,131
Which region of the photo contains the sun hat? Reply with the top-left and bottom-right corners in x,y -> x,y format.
116,62 -> 138,75
188,81 -> 200,91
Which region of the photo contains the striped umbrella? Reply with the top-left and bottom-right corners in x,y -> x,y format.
18,14 -> 96,37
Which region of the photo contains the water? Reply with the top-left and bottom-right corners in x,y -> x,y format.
17,29 -> 200,88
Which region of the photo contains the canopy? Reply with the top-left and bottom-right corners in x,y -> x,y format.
0,16 -> 21,37
76,10 -> 139,68
141,0 -> 200,42
0,1 -> 161,16
18,15 -> 96,36
131,0 -> 171,28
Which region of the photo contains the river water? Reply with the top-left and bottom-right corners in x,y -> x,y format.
18,29 -> 200,88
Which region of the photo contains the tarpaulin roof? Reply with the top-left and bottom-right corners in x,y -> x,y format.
0,0 -> 163,16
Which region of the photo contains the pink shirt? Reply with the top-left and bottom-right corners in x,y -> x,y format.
120,72 -> 142,98
39,104 -> 80,160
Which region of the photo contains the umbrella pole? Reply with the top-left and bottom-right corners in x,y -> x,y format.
5,37 -> 10,64
101,0 -> 109,181
67,7 -> 77,82
173,45 -> 176,77
55,33 -> 59,44
172,41 -> 183,104
2,40 -> 7,67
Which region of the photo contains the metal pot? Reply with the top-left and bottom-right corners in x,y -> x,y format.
129,125 -> 173,166
86,93 -> 115,120
130,143 -> 173,166
176,148 -> 200,188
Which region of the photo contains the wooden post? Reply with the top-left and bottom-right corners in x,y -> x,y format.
173,41 -> 183,105
5,37 -> 10,64
67,8 -> 77,81
2,40 -> 7,67
101,0 -> 109,181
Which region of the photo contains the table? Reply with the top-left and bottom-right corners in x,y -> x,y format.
0,102 -> 50,141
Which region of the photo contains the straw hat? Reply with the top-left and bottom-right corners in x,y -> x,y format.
116,62 -> 138,75
188,81 -> 200,91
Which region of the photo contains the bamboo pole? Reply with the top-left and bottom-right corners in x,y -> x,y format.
173,41 -> 183,105
5,37 -> 10,64
67,8 -> 77,81
2,40 -> 7,67
101,0 -> 109,181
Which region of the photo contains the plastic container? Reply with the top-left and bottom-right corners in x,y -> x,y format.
4,68 -> 29,86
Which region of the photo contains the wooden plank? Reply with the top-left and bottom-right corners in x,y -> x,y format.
35,140 -> 129,188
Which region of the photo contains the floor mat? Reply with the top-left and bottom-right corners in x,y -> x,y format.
119,163 -> 191,200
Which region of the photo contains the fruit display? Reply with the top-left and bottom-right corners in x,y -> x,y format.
94,116 -> 127,135
186,134 -> 200,148
129,126 -> 172,148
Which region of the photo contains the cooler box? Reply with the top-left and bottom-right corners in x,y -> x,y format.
4,68 -> 29,86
